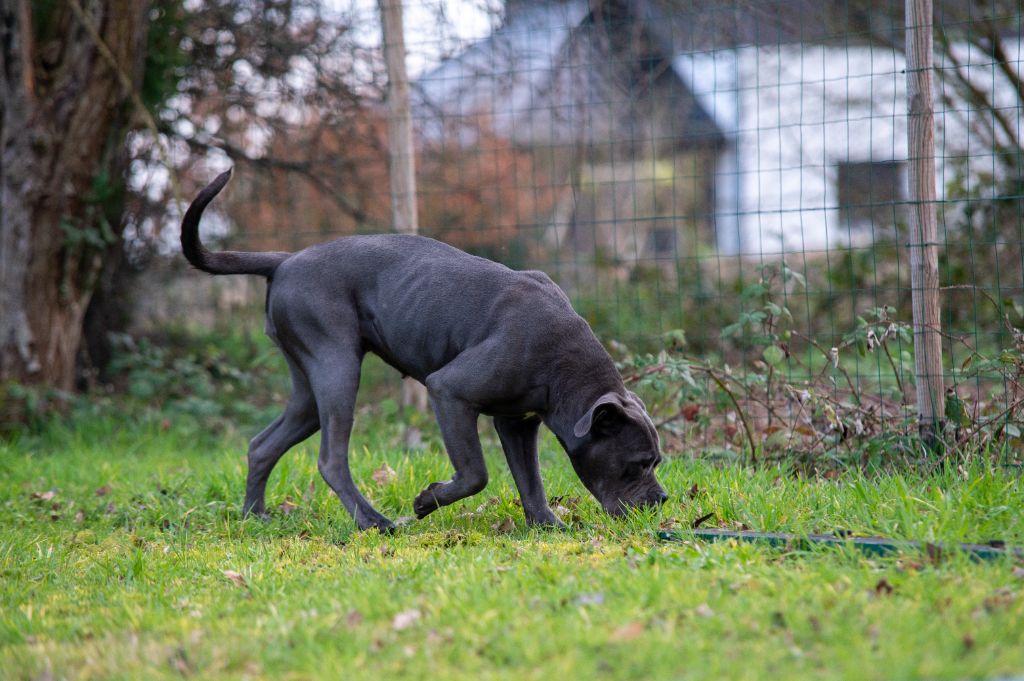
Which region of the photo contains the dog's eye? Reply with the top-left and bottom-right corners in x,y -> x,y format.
623,458 -> 654,479
637,455 -> 659,471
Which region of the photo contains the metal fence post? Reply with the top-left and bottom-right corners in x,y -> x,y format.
905,0 -> 945,447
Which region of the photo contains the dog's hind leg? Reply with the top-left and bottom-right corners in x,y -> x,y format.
494,415 -> 563,527
310,346 -> 395,533
243,357 -> 319,517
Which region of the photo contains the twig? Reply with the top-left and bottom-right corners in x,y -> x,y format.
179,135 -> 376,227
879,341 -> 906,401
790,330 -> 860,397
704,369 -> 759,464
941,284 -> 1019,335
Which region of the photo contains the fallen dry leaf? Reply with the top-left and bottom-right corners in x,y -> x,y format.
609,621 -> 645,642
371,463 -> 397,486
95,484 -> 112,497
875,578 -> 894,596
982,588 -> 1016,613
1011,566 -> 1024,579
691,512 -> 715,529
278,497 -> 298,515
30,491 -> 56,501
474,497 -> 500,513
392,609 -> 421,631
574,592 -> 604,606
303,479 -> 317,503
345,609 -> 363,627
492,517 -> 515,533
169,647 -> 192,675
694,603 -> 714,618
222,570 -> 247,588
658,517 -> 680,531
548,495 -> 581,509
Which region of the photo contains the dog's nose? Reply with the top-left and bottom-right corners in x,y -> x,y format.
655,490 -> 668,505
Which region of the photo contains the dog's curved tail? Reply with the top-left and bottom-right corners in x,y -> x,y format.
181,168 -> 290,277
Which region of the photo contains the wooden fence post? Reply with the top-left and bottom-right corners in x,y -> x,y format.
378,0 -> 418,236
905,0 -> 945,446
378,0 -> 430,424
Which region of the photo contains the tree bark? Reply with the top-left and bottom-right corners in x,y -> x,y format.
0,0 -> 149,391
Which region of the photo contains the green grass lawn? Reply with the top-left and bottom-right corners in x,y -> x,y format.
1,413 -> 1023,680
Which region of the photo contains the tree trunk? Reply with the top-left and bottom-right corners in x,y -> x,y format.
0,0 -> 149,391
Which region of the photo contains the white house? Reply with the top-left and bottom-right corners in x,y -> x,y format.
412,0 -> 1023,259
679,39 -> 1023,256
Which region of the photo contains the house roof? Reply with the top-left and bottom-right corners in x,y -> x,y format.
412,0 -> 726,155
634,0 -> 1020,54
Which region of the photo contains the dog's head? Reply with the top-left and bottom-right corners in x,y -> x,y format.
567,391 -> 668,515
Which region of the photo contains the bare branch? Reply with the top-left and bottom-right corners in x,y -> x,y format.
179,134 -> 374,227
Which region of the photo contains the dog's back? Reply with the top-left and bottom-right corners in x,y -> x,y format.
266,234 -> 597,385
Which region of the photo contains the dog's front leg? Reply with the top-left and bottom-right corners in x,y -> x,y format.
494,415 -> 563,527
414,382 -> 488,519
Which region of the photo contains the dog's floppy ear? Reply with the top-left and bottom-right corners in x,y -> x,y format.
574,392 -> 627,438
626,390 -> 647,411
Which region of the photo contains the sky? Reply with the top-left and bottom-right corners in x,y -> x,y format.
328,0 -> 502,77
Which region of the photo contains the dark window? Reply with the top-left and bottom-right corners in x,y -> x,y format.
837,161 -> 905,229
648,226 -> 676,257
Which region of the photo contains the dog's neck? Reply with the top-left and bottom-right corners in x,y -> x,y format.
542,357 -> 624,452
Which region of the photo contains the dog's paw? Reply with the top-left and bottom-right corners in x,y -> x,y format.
355,510 -> 396,534
242,500 -> 270,520
525,511 -> 567,530
361,519 -> 397,535
413,482 -> 445,519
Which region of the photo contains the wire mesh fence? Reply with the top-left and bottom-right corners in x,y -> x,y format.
192,0 -> 1023,461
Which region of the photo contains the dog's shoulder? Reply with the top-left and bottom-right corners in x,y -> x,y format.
517,269 -> 571,304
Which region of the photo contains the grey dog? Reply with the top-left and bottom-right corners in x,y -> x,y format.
181,169 -> 667,531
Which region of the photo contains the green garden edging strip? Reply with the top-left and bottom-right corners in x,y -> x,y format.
657,528 -> 1022,561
